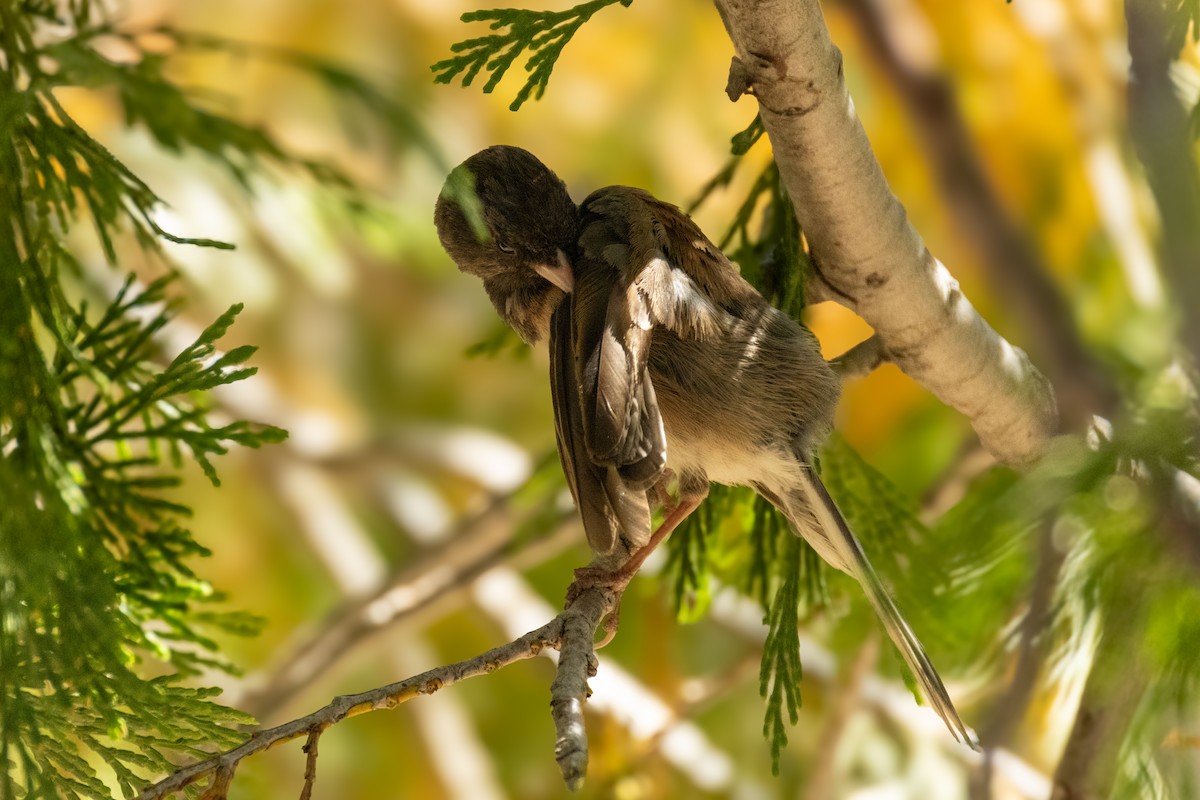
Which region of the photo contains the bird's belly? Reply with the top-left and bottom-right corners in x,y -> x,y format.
645,308 -> 839,489
664,431 -> 801,489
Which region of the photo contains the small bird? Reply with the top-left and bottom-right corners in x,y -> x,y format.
435,145 -> 975,747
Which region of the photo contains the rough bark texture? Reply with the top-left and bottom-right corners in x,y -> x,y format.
717,0 -> 1057,467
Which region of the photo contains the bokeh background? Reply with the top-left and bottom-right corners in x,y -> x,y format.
54,0 -> 1197,797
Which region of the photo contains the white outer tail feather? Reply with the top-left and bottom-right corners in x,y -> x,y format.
786,470 -> 980,750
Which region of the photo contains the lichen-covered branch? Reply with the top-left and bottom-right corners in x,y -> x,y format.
715,0 -> 1057,467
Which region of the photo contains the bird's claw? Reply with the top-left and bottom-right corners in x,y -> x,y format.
564,565 -> 633,648
565,565 -> 633,605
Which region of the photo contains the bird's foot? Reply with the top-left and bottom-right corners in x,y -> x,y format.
563,489 -> 708,647
564,564 -> 636,648
566,564 -> 635,602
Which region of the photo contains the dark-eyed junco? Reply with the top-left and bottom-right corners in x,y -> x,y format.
435,145 -> 975,747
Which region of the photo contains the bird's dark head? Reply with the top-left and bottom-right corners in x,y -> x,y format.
434,146 -> 578,343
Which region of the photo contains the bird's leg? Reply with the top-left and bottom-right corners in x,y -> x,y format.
654,469 -> 678,513
566,482 -> 707,646
610,489 -> 704,581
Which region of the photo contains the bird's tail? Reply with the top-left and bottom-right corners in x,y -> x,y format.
775,469 -> 979,750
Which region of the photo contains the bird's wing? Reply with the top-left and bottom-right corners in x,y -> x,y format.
572,189 -> 675,491
550,301 -> 651,555
559,185 -> 759,553
605,187 -> 759,336
572,185 -> 756,470
762,471 -> 979,750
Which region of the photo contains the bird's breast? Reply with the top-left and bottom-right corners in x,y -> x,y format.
645,306 -> 839,487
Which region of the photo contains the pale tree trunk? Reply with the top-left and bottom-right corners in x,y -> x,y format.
715,0 -> 1057,468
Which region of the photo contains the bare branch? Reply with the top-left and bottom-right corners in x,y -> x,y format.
133,611 -> 584,800
550,588 -> 612,789
709,589 -> 1053,797
474,567 -> 737,791
716,0 -> 1057,467
196,765 -> 233,800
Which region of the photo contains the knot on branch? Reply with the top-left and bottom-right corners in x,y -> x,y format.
726,56 -> 756,100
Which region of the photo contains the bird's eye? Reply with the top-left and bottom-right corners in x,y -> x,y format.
497,242 -> 516,255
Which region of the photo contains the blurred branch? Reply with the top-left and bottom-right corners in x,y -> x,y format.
920,442 -> 997,520
837,0 -> 1119,427
825,6 -> 1200,797
134,587 -> 615,800
1126,0 -> 1200,367
1051,606 -> 1149,800
1005,0 -> 1164,310
1051,0 -> 1200,775
972,522 -> 1064,800
716,0 -> 1057,467
709,590 -> 1053,798
267,450 -> 512,798
804,633 -> 880,800
1153,463 -> 1200,573
587,652 -> 760,794
237,486 -> 577,719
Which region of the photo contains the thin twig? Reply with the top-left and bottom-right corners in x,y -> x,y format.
196,764 -> 234,800
550,588 -> 613,789
473,567 -> 737,792
133,610 -> 586,799
297,728 -> 321,800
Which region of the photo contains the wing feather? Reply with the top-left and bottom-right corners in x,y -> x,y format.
550,301 -> 651,554
573,196 -> 668,491
555,184 -> 755,554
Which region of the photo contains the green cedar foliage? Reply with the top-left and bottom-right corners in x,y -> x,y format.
432,0 -> 634,111
0,3 -> 429,797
